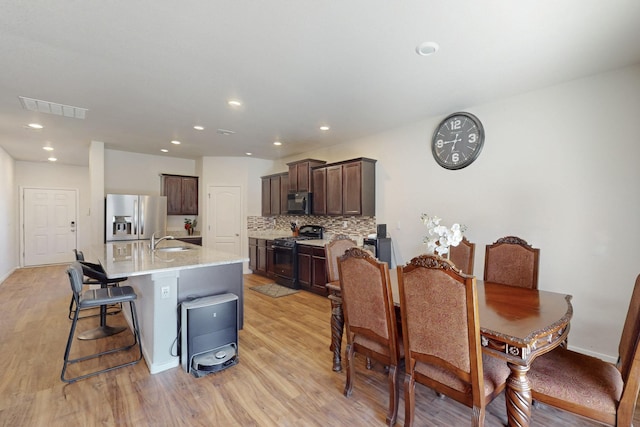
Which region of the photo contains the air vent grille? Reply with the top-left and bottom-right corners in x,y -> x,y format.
18,96 -> 88,119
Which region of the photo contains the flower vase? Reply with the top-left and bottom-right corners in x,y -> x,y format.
188,228 -> 194,236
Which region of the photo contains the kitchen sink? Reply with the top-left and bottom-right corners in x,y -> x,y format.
156,246 -> 192,252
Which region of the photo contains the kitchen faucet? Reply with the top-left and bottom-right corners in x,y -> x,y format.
150,232 -> 175,251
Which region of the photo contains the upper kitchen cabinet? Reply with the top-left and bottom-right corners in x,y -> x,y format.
261,172 -> 288,216
319,158 -> 376,216
161,174 -> 198,215
287,159 -> 326,193
312,167 -> 327,215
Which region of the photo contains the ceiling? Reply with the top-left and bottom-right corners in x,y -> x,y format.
1,1 -> 640,166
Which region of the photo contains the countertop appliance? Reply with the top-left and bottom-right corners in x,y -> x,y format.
105,194 -> 167,242
272,225 -> 324,288
287,192 -> 312,215
363,237 -> 392,266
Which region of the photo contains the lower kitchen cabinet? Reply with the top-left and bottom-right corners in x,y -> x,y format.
297,244 -> 327,296
176,236 -> 202,246
249,238 -> 275,278
266,240 -> 275,278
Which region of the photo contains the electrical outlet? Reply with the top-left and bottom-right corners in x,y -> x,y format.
161,286 -> 170,299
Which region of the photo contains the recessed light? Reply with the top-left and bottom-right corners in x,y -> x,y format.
161,149 -> 169,153
245,152 -> 252,156
228,100 -> 242,107
273,141 -> 282,146
320,126 -> 330,131
43,146 -> 54,151
171,140 -> 181,145
48,157 -> 57,162
28,123 -> 44,129
193,126 -> 204,131
416,41 -> 439,56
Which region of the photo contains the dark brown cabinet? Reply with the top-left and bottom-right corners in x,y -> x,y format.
161,174 -> 198,215
249,238 -> 274,278
297,244 -> 328,296
257,239 -> 267,274
312,167 -> 327,215
316,158 -> 376,216
176,236 -> 202,246
261,173 -> 288,216
325,165 -> 343,215
249,238 -> 258,271
266,240 -> 275,278
279,174 -> 289,214
287,159 -> 326,193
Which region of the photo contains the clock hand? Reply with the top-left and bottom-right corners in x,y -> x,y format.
451,133 -> 461,150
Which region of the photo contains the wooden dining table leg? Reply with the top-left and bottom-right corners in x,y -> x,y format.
505,362 -> 532,427
328,294 -> 344,372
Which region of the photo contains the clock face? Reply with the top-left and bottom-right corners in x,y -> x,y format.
432,112 -> 484,170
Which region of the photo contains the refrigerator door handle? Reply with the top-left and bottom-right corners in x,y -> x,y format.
139,199 -> 145,236
133,198 -> 138,235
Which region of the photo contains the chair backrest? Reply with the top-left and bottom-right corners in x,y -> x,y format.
338,247 -> 399,364
617,274 -> 640,416
484,236 -> 540,289
398,254 -> 484,408
325,234 -> 357,283
73,249 -> 85,261
67,262 -> 85,296
449,237 -> 475,275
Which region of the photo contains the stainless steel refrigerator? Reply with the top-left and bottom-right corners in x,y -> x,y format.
105,194 -> 167,241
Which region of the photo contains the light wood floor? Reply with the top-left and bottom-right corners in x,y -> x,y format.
1,265 -> 637,426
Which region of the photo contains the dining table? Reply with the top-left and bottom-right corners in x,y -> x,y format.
326,273 -> 573,427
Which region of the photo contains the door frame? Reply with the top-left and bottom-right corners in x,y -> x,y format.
20,186 -> 79,267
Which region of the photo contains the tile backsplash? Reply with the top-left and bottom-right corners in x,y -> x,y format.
247,215 -> 377,242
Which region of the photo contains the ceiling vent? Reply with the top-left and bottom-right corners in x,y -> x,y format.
18,96 -> 88,119
217,129 -> 236,135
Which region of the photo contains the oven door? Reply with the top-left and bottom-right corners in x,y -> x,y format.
273,245 -> 299,289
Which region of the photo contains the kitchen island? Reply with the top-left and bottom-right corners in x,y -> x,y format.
91,239 -> 248,374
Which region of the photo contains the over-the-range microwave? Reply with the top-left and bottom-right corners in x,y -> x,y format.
287,192 -> 312,215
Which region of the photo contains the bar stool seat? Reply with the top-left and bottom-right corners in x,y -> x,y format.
68,250 -> 126,320
61,262 -> 142,383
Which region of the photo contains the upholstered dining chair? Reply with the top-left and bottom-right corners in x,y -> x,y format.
325,234 -> 358,370
398,254 -> 510,427
325,234 -> 357,288
338,247 -> 402,426
449,237 -> 475,275
528,274 -> 640,426
484,236 -> 540,289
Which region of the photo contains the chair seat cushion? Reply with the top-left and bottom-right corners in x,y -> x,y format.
415,353 -> 509,397
79,285 -> 137,308
529,347 -> 622,416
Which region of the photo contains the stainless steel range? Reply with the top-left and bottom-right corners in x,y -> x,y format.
272,225 -> 324,289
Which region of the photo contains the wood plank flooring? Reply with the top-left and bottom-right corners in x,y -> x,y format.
0,265 -> 636,426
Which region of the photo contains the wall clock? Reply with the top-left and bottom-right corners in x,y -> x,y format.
431,112 -> 484,170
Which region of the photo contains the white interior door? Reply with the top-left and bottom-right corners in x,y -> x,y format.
207,186 -> 241,255
23,188 -> 78,266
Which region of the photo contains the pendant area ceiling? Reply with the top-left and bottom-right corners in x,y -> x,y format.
1,0 -> 640,166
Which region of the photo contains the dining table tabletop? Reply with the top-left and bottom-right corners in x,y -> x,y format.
326,271 -> 573,427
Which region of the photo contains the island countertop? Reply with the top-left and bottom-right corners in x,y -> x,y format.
92,240 -> 248,279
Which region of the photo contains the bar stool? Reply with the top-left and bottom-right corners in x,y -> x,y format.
61,262 -> 142,383
69,251 -> 128,335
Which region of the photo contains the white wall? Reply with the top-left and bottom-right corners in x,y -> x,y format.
279,64 -> 640,361
201,156 -> 275,273
14,161 -> 92,258
0,146 -> 17,282
105,149 -> 197,231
